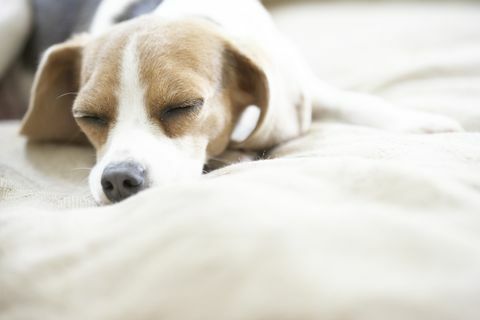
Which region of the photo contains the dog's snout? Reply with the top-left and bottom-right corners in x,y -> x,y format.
101,162 -> 146,203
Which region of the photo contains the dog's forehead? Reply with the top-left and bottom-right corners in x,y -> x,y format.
82,18 -> 224,83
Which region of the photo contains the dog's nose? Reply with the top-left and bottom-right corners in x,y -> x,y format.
101,162 -> 146,203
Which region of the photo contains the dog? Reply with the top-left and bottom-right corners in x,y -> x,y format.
19,0 -> 463,205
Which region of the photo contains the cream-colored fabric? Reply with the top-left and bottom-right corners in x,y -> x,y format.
273,1 -> 480,130
1,1 -> 480,319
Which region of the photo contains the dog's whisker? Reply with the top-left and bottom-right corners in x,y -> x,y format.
56,92 -> 79,100
80,176 -> 90,184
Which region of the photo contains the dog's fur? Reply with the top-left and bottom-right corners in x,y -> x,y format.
20,0 -> 463,205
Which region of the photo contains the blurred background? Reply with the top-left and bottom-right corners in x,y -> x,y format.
1,0 -> 480,128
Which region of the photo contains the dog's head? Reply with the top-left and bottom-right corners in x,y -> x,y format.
20,16 -> 270,204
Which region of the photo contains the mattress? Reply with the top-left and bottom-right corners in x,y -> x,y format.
1,1 -> 480,319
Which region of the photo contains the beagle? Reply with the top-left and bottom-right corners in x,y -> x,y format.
20,0 -> 463,205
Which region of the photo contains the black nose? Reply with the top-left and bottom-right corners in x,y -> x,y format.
101,162 -> 146,203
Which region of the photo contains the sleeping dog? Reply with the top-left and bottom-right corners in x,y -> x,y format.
20,0 -> 463,205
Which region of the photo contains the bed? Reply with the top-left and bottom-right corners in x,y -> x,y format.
1,1 -> 480,319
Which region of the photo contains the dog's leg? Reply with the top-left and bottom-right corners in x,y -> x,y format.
308,77 -> 463,133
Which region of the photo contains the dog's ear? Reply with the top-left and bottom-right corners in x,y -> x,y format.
20,36 -> 89,144
223,43 -> 272,150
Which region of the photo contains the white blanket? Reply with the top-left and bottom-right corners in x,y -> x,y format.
1,1 -> 480,319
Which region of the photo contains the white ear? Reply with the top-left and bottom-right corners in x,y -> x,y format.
230,105 -> 261,143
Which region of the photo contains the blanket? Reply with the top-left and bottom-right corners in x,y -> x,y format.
1,1 -> 480,319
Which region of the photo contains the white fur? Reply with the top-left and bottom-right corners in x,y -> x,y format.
89,36 -> 206,205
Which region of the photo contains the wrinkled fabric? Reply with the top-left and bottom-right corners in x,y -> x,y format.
1,1 -> 480,319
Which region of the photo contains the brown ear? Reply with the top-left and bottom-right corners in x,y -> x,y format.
223,44 -> 271,150
20,36 -> 89,144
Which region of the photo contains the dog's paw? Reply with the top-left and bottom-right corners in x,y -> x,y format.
392,113 -> 464,134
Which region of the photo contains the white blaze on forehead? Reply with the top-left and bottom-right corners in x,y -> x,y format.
117,35 -> 148,127
89,35 -> 150,205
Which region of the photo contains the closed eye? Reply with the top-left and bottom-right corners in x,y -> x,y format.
161,98 -> 204,121
73,112 -> 109,126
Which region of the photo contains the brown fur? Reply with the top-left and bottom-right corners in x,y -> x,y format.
73,31 -> 130,149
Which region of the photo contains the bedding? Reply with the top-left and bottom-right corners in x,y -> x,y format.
1,1 -> 480,319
